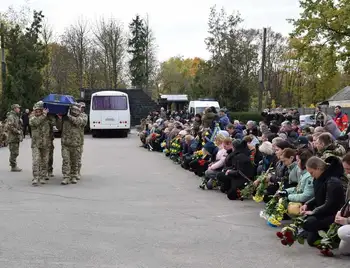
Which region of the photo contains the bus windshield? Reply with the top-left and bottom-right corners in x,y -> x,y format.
92,96 -> 128,110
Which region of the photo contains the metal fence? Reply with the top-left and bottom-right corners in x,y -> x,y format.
298,107 -> 350,116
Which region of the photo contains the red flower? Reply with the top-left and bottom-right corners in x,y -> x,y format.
236,189 -> 241,199
320,249 -> 334,257
284,230 -> 293,240
276,232 -> 284,239
281,239 -> 288,246
198,160 -> 206,166
179,152 -> 183,158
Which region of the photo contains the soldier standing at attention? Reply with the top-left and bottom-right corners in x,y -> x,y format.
77,102 -> 87,180
29,102 -> 51,186
59,104 -> 87,185
6,104 -> 23,172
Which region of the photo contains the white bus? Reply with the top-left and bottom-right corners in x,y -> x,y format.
188,99 -> 220,115
90,91 -> 131,137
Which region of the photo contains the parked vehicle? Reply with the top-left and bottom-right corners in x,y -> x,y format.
300,114 -> 316,127
90,91 -> 131,138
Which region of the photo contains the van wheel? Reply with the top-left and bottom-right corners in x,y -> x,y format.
92,131 -> 97,138
122,130 -> 128,138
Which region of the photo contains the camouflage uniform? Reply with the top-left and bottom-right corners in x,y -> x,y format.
47,114 -> 56,177
0,122 -> 8,147
60,104 -> 87,185
29,102 -> 51,185
6,104 -> 23,171
317,143 -> 346,161
77,102 -> 87,180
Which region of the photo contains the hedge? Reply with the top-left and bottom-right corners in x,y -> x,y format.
228,112 -> 262,123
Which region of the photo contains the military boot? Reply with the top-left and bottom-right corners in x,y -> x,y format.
76,174 -> 81,180
39,178 -> 46,184
32,178 -> 39,186
48,172 -> 54,178
11,166 -> 22,172
70,177 -> 77,184
61,178 -> 70,185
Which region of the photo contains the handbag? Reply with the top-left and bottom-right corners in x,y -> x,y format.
287,202 -> 303,216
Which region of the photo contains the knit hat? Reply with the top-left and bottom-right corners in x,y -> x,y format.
297,136 -> 309,145
203,141 -> 217,155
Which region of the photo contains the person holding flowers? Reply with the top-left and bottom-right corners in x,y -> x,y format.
201,134 -> 228,189
300,156 -> 345,247
181,135 -> 199,170
217,139 -> 254,200
264,148 -> 314,226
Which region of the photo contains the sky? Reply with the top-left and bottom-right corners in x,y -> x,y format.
1,0 -> 301,62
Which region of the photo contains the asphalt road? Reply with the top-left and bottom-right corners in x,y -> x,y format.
0,133 -> 349,268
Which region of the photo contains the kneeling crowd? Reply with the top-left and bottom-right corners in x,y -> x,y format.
139,118 -> 350,258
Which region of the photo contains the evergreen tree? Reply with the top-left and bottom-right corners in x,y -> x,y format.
128,15 -> 147,88
2,10 -> 48,115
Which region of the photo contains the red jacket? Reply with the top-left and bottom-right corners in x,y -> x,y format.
334,113 -> 348,132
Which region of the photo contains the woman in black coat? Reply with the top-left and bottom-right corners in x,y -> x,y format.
300,156 -> 346,246
217,139 -> 254,200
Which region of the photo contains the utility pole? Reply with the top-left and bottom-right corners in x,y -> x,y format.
258,28 -> 267,111
1,23 -> 6,95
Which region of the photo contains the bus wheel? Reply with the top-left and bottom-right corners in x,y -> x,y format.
122,130 -> 128,138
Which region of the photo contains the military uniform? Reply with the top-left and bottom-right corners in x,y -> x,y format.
29,101 -> 51,185
6,104 -> 23,171
60,104 -> 87,185
77,102 -> 87,180
47,114 -> 56,177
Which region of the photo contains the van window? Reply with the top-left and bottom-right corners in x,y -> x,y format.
92,96 -> 128,110
196,107 -> 207,114
190,107 -> 194,114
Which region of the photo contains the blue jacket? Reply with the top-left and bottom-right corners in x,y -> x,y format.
286,168 -> 314,203
219,114 -> 230,130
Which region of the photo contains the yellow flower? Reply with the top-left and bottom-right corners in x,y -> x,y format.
253,195 -> 264,203
267,215 -> 282,226
205,132 -> 209,136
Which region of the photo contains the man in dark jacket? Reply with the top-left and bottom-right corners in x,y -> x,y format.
22,109 -> 31,138
217,139 -> 254,200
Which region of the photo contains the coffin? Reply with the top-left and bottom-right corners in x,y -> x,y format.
42,94 -> 76,115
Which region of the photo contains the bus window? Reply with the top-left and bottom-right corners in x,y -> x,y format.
92,96 -> 128,110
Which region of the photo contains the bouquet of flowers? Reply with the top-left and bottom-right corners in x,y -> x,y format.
252,166 -> 274,203
266,197 -> 289,227
260,195 -> 279,220
317,223 -> 341,257
161,141 -> 167,148
276,216 -> 306,246
240,181 -> 255,200
169,137 -> 182,163
193,149 -> 204,160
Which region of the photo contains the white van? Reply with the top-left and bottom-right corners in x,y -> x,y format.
188,99 -> 220,115
90,91 -> 130,137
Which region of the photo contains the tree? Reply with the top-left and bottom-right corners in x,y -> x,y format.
2,10 -> 48,113
290,0 -> 350,65
128,14 -> 157,90
62,18 -> 90,90
94,17 -> 125,88
49,43 -> 76,94
41,20 -> 53,93
205,6 -> 260,111
157,56 -> 205,96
